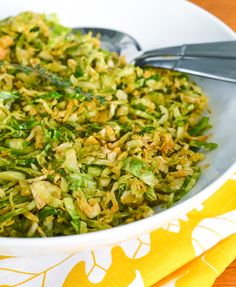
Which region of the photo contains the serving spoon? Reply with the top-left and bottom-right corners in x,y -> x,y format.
73,27 -> 236,83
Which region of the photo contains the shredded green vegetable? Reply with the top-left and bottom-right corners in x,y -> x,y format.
0,12 -> 217,237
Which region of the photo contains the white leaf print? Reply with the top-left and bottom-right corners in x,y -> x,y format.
18,274 -> 45,287
118,233 -> 151,259
0,254 -> 71,286
88,265 -> 107,283
192,209 -> 236,256
0,270 -> 33,286
85,248 -> 113,283
0,254 -> 88,287
128,270 -> 145,287
161,214 -> 188,233
0,254 -> 69,273
92,248 -> 113,270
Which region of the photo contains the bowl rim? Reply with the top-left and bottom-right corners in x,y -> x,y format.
186,0 -> 236,39
0,0 -> 236,251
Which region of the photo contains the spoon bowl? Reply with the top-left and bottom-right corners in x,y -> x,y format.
73,27 -> 142,61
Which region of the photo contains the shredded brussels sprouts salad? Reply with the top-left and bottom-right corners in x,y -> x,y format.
0,12 -> 217,237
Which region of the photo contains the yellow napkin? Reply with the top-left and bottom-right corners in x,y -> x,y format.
1,174 -> 236,287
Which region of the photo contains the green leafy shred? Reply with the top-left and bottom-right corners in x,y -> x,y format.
64,198 -> 81,234
189,140 -> 218,150
123,157 -> 155,187
189,116 -> 211,136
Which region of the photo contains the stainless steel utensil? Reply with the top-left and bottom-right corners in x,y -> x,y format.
74,27 -> 236,83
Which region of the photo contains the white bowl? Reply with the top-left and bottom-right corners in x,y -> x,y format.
0,0 -> 236,256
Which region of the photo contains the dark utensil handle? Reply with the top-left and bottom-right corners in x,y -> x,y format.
135,56 -> 236,83
139,41 -> 236,60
